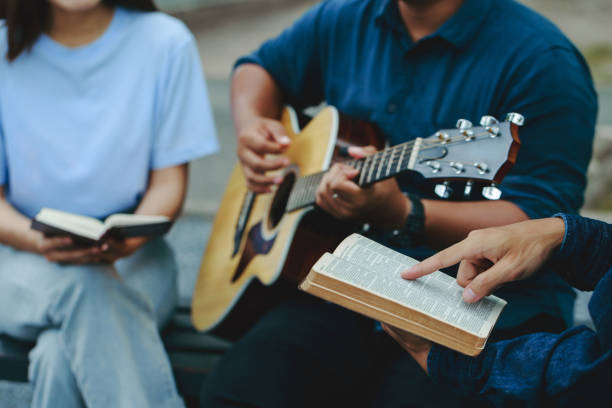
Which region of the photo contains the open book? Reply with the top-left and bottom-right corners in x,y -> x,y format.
31,208 -> 173,244
299,234 -> 507,356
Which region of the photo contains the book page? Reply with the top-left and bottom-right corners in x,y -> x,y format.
322,234 -> 506,337
105,213 -> 170,228
35,208 -> 105,240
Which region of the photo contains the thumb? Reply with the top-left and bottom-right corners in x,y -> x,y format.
462,260 -> 510,303
264,121 -> 291,146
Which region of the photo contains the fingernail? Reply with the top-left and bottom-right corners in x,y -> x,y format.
101,244 -> 109,252
348,146 -> 364,158
273,176 -> 283,184
279,136 -> 291,145
463,287 -> 478,303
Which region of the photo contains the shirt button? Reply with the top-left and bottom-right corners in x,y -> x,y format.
387,103 -> 398,114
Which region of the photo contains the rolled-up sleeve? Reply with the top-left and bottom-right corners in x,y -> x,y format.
496,47 -> 597,219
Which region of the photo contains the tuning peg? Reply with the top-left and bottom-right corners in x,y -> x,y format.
456,119 -> 473,130
480,115 -> 499,127
435,182 -> 453,199
449,161 -> 464,174
462,129 -> 475,141
482,184 -> 502,200
435,131 -> 450,143
473,162 -> 489,174
486,125 -> 500,137
463,181 -> 474,199
505,112 -> 525,126
426,161 -> 441,173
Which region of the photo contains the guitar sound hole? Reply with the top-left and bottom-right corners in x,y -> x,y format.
267,172 -> 296,230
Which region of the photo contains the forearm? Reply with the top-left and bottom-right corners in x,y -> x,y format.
0,187 -> 40,252
421,199 -> 528,248
231,63 -> 284,133
134,164 -> 188,220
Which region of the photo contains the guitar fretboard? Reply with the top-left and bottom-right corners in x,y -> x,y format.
286,138 -> 422,212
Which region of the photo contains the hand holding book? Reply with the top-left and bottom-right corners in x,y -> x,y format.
31,208 -> 174,265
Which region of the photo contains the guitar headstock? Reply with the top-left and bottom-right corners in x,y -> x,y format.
412,113 -> 522,199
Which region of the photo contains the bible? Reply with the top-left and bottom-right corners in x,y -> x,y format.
31,208 -> 173,244
299,234 -> 507,356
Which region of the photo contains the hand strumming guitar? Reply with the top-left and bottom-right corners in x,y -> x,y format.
236,117 -> 291,194
315,145 -> 411,229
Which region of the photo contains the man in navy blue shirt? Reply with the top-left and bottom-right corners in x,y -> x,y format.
202,0 -> 597,406
388,214 -> 612,406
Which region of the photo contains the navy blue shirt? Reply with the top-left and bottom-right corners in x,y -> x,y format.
236,0 -> 597,328
429,215 -> 612,407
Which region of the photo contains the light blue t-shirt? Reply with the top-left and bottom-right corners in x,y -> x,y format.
0,7 -> 218,218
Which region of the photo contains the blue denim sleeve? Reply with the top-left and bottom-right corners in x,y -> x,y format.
429,318 -> 612,406
428,217 -> 612,406
233,1 -> 330,109
495,47 -> 597,219
552,214 -> 612,291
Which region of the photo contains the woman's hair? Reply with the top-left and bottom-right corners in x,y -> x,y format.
0,0 -> 157,61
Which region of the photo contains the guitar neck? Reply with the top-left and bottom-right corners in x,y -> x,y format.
286,139 -> 422,212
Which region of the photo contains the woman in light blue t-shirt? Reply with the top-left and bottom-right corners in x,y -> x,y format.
0,1 -> 218,407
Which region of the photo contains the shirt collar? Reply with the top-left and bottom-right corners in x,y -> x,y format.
375,0 -> 494,49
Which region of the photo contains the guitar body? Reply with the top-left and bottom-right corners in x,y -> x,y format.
192,106 -> 384,332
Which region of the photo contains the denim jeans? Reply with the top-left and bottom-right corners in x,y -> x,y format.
0,239 -> 184,408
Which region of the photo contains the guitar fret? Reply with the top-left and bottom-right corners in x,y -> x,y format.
367,154 -> 377,184
386,146 -> 396,177
370,152 -> 385,181
359,156 -> 369,185
397,143 -> 407,173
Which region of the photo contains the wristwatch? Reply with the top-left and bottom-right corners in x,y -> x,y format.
389,194 -> 425,247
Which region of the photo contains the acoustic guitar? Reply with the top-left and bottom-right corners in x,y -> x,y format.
192,106 -> 522,332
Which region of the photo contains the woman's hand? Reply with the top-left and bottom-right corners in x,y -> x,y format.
402,217 -> 566,303
97,237 -> 147,264
42,237 -> 147,265
40,236 -> 103,265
